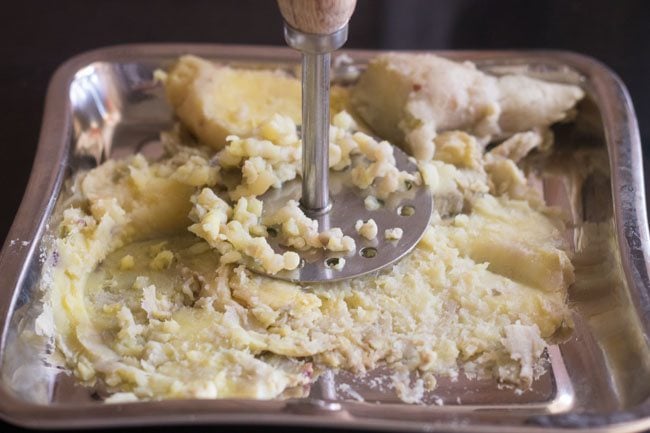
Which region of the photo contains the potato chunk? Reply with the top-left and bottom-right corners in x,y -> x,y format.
162,55 -> 350,150
351,53 -> 584,161
446,195 -> 574,292
351,53 -> 501,160
163,55 -> 302,150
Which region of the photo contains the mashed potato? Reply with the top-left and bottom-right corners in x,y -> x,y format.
41,53 -> 580,402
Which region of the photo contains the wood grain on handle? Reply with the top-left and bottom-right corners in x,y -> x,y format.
277,0 -> 357,35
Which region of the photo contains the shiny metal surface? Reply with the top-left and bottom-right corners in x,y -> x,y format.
284,24 -> 349,215
284,24 -> 349,53
0,44 -> 649,432
300,49 -> 332,213
264,145 -> 433,283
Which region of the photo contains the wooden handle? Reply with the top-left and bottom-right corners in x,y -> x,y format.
277,0 -> 357,35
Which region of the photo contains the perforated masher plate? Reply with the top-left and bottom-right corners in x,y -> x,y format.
261,146 -> 433,283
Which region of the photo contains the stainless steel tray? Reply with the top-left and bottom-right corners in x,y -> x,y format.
0,44 -> 649,432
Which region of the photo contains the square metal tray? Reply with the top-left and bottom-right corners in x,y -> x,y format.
0,44 -> 649,432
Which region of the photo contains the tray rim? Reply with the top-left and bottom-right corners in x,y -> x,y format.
0,43 -> 648,432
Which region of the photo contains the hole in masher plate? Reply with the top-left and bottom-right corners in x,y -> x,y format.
398,205 -> 415,216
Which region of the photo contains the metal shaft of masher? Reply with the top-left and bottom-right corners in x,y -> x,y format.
301,51 -> 331,214
283,24 -> 348,215
278,0 -> 355,216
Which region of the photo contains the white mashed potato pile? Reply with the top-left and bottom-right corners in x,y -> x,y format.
41,54 -> 580,402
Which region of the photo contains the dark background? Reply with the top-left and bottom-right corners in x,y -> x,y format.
1,0 -> 649,431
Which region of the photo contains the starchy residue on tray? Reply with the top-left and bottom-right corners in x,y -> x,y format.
38,53 -> 582,403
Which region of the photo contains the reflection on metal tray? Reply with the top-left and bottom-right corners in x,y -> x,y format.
0,44 -> 649,432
